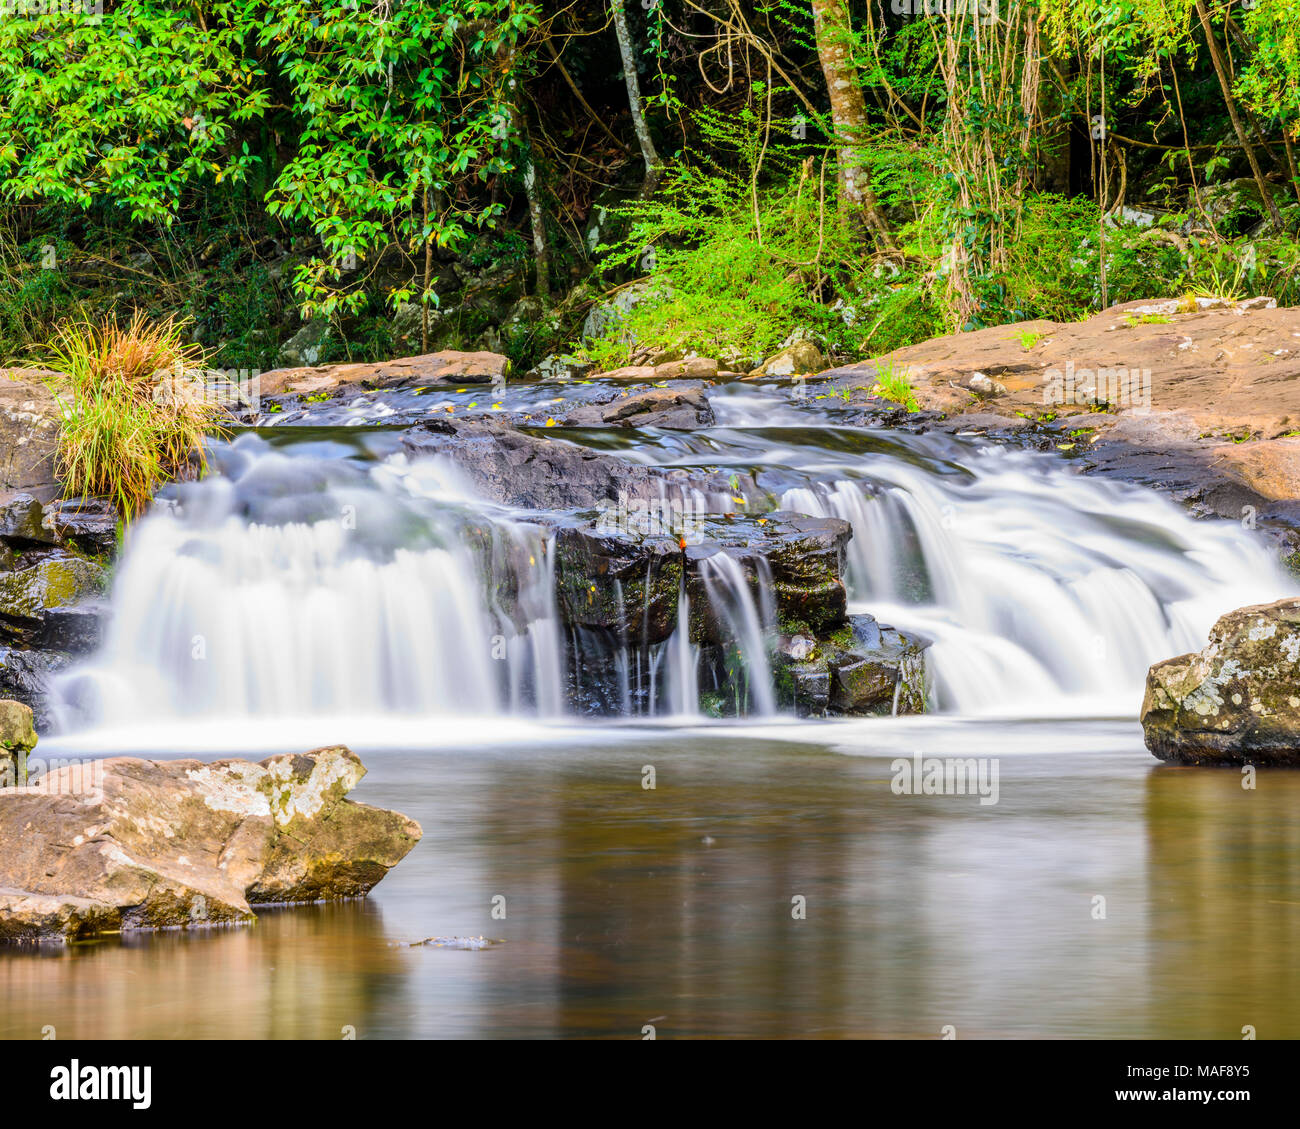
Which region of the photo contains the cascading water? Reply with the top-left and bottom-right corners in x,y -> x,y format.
51,434 -> 567,730
702,385 -> 1294,716
46,382 -> 1298,737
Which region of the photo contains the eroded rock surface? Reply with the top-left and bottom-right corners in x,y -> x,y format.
0,745 -> 421,942
1142,599 -> 1300,765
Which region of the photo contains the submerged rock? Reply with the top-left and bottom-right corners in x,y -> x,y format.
1142,598 -> 1300,765
0,745 -> 422,942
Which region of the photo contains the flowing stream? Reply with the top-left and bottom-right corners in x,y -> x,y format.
19,380 -> 1300,1040
50,382 -> 1291,737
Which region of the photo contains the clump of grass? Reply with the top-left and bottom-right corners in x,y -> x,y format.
1124,313 -> 1173,326
871,358 -> 920,411
1013,329 -> 1044,349
41,312 -> 228,518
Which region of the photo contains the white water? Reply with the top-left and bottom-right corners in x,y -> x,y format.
53,440 -> 567,728
47,389 -> 1298,737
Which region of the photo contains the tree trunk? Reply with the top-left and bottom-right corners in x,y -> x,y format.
810,0 -> 896,251
1194,0 -> 1285,234
610,0 -> 662,197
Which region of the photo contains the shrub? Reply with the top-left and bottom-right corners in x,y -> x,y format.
41,313 -> 227,518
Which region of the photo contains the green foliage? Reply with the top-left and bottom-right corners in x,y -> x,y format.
0,1 -> 539,319
1237,0 -> 1300,133
870,359 -> 919,411
588,103 -> 944,368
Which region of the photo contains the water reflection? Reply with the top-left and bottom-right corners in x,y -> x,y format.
2,731 -> 1298,1038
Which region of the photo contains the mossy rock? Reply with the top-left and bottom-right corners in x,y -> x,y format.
0,556 -> 109,651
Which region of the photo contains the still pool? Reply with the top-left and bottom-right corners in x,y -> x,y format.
4,718 -> 1297,1039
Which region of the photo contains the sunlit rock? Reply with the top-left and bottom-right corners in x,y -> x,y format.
0,746 -> 421,942
1142,599 -> 1300,765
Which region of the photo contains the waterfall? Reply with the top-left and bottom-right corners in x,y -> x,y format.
698,553 -> 776,716
780,448 -> 1292,715
45,398 -> 1297,735
51,436 -> 566,728
663,586 -> 699,717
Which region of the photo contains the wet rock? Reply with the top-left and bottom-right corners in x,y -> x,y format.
0,648 -> 71,732
39,496 -> 119,557
775,614 -> 929,717
401,417 -> 753,511
0,556 -> 108,652
0,746 -> 422,942
1142,599 -> 1300,765
601,387 -> 714,428
0,698 -> 37,788
554,523 -> 683,644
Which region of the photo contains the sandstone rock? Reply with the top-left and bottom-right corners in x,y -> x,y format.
0,698 -> 37,788
0,746 -> 421,942
653,357 -> 718,381
0,374 -> 63,503
1142,599 -> 1300,765
0,556 -> 108,652
1212,438 -> 1300,502
597,365 -> 658,381
259,350 -> 510,400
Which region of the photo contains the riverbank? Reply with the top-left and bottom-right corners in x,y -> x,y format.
819,298 -> 1300,548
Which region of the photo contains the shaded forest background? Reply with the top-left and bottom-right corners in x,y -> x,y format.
2,0 -> 1298,376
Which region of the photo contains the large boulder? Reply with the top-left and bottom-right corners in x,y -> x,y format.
0,746 -> 421,942
1142,598 -> 1300,765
